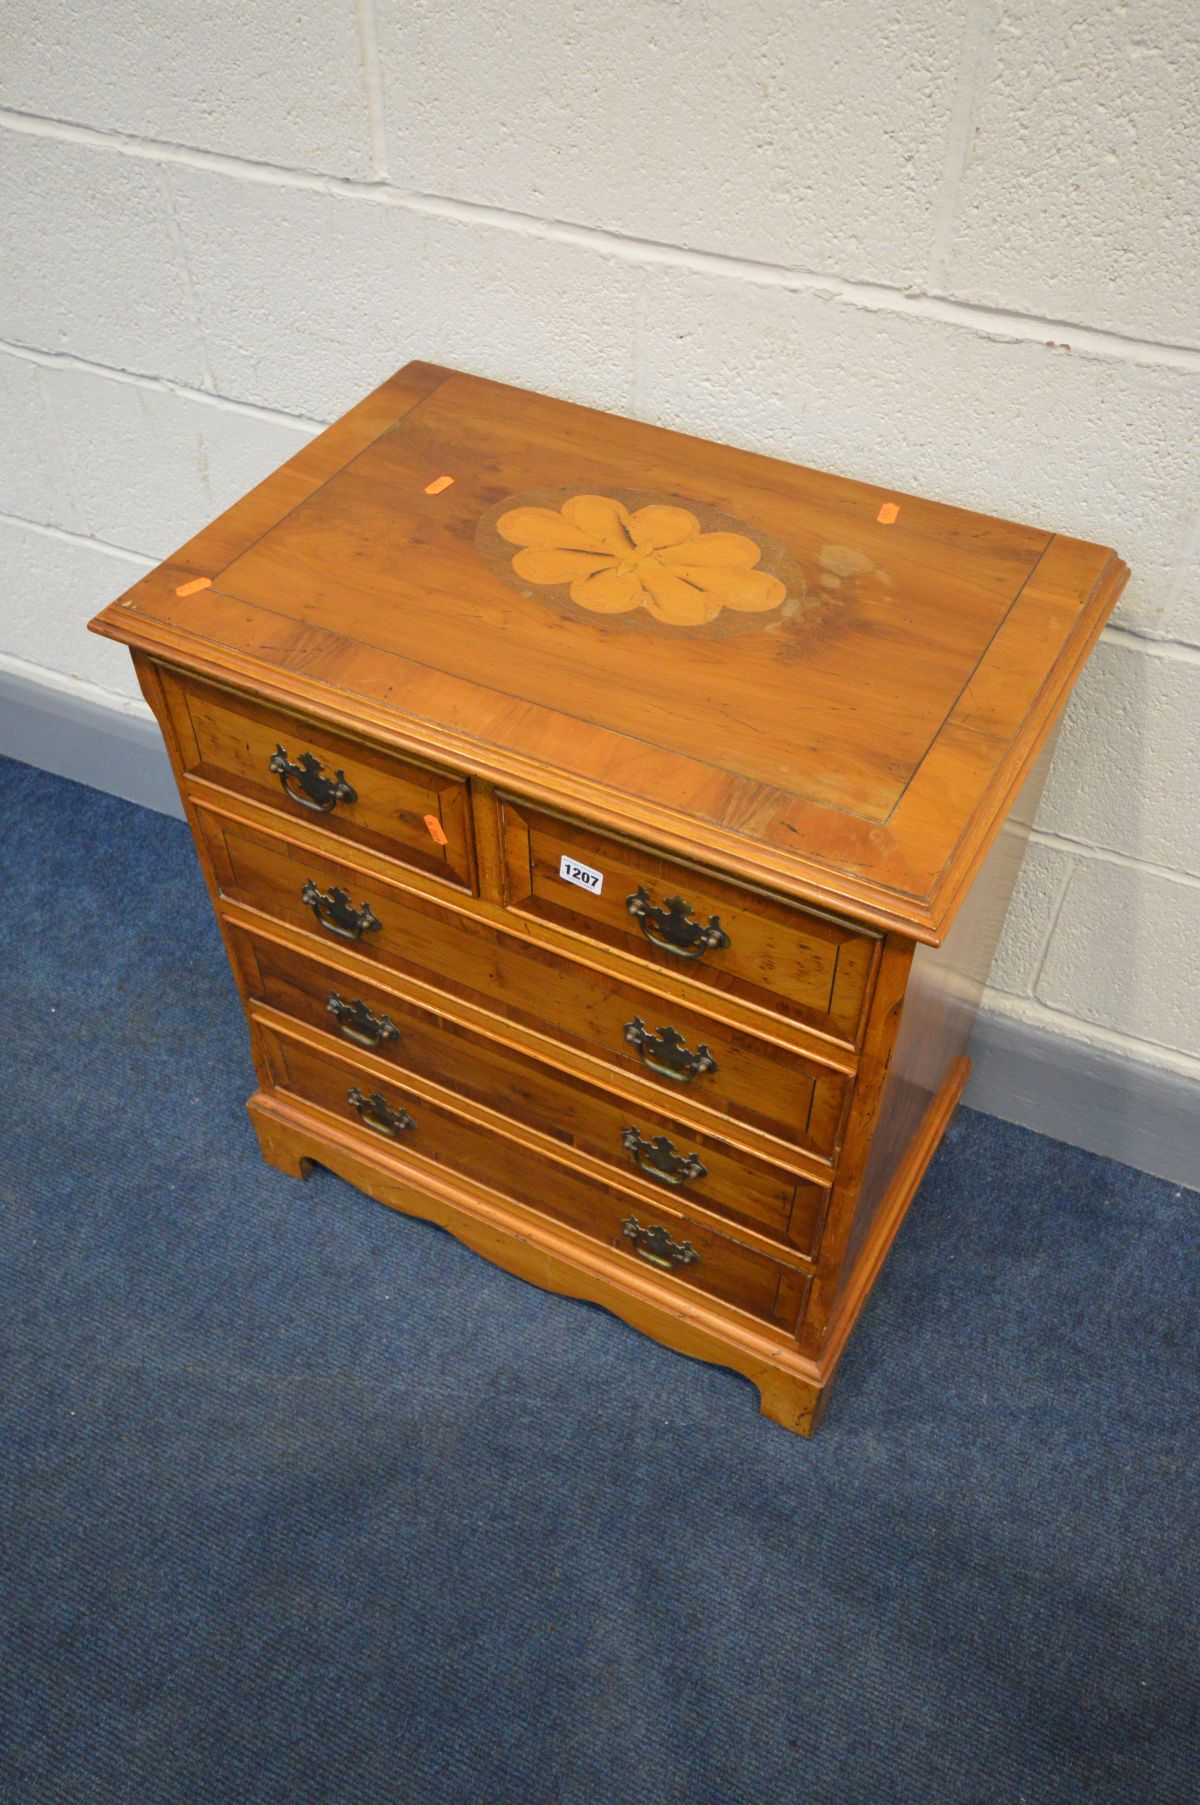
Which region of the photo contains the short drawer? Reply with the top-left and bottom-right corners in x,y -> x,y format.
199,806 -> 851,1161
233,927 -> 830,1257
499,796 -> 876,1045
261,1024 -> 812,1332
160,668 -> 473,889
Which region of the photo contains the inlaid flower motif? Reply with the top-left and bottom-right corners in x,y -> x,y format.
495,493 -> 787,627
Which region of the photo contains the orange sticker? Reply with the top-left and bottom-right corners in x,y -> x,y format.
876,503 -> 900,525
174,576 -> 213,596
423,813 -> 449,846
424,475 -> 455,495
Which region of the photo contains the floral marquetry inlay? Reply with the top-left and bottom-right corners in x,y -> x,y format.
487,491 -> 792,628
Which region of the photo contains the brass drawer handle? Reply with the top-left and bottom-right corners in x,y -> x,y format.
268,743 -> 357,814
626,886 -> 730,961
623,1017 -> 718,1085
621,1126 -> 707,1187
300,879 -> 381,942
621,1215 -> 699,1272
347,1085 -> 415,1139
327,992 -> 399,1049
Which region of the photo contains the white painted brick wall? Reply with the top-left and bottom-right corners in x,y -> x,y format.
1038,641 -> 1200,875
374,0 -> 970,287
1038,859 -> 1200,1056
0,517 -> 151,697
1,0 -> 1197,1100
169,169 -> 641,421
34,358 -> 316,559
0,1 -> 376,178
941,1 -> 1199,345
0,134 -> 203,383
0,354 -> 86,532
636,268 -> 1200,645
985,842 -> 1073,996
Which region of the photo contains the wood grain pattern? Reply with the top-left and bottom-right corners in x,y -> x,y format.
91,363 -> 1127,941
198,799 -> 851,1161
88,367 -> 1122,1433
795,932 -> 916,1355
160,668 -> 475,889
499,794 -> 877,1044
258,1016 -> 810,1331
233,925 -> 831,1257
176,757 -> 857,1070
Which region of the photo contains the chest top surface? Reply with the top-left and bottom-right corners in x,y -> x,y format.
91,361 -> 1126,940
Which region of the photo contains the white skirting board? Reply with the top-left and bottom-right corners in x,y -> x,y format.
2,661 -> 1196,1192
0,665 -> 184,820
963,1015 -> 1196,1194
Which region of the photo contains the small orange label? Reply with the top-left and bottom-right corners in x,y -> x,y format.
876,503 -> 900,525
423,813 -> 449,846
424,475 -> 455,495
175,576 -> 213,596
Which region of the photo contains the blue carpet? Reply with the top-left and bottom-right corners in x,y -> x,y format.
1,752 -> 1196,1805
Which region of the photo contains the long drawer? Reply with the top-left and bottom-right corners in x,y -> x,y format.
259,1022 -> 813,1332
232,925 -> 830,1257
198,804 -> 852,1161
499,794 -> 877,1046
160,668 -> 475,889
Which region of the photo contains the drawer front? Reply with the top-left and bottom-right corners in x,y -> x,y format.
201,808 -> 851,1160
234,928 -> 830,1256
499,796 -> 876,1044
263,1026 -> 811,1331
161,668 -> 474,889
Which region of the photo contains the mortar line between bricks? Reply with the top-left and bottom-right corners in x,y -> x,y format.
3,107 -> 1199,372
1027,829 -> 1200,892
0,507 -> 156,565
158,166 -> 217,392
1164,504 -> 1200,616
1100,623 -> 1200,665
32,362 -> 93,536
978,988 -> 1200,1081
630,269 -> 648,414
0,337 -> 328,432
355,0 -> 390,182
927,0 -> 998,288
1028,854 -> 1078,994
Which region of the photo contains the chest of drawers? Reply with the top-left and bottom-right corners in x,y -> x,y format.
90,362 -> 1125,1433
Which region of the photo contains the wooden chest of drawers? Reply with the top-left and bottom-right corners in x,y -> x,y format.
90,363 -> 1125,1433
